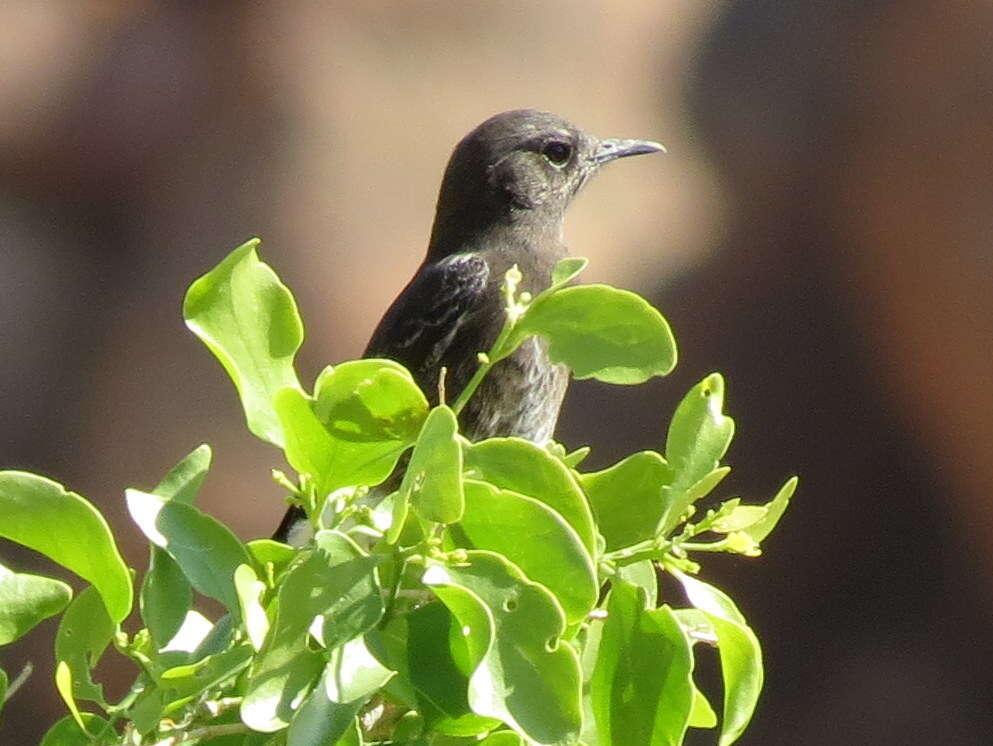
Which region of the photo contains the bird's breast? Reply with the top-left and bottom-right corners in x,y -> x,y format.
461,335 -> 568,443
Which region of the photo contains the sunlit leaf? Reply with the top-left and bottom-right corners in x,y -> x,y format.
672,570 -> 763,746
579,450 -> 672,551
550,256 -> 589,288
0,472 -> 132,623
242,531 -> 382,732
184,239 -> 303,447
54,586 -> 114,704
454,480 -> 597,625
401,405 -> 464,525
503,284 -> 677,383
658,375 -> 735,533
464,437 -> 597,556
0,564 -> 72,646
744,476 -> 798,544
235,564 -> 270,651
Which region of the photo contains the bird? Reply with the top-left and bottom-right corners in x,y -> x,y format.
274,109 -> 663,543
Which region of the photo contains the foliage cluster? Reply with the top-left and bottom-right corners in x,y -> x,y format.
0,239 -> 795,745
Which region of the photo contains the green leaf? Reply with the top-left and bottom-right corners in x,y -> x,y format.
141,551 -> 192,652
126,489 -> 252,619
479,732 -> 526,746
423,551 -> 582,745
286,667 -> 363,746
54,586 -> 114,704
401,405 -> 464,525
247,539 -> 297,577
672,570 -> 763,746
744,476 -> 798,544
579,450 -> 673,551
504,284 -> 677,383
0,564 -> 72,645
184,238 -> 304,447
591,582 -> 694,746
455,480 -> 597,625
275,383 -> 417,496
658,375 -> 735,534
550,256 -> 589,288
235,564 -> 270,651
157,643 -> 253,700
140,445 -> 211,650
312,531 -> 384,650
39,713 -> 109,746
55,661 -> 86,734
0,472 -> 132,623
688,684 -> 718,729
0,666 -> 7,719
615,560 -> 658,602
313,359 -> 428,443
242,531 -> 383,732
464,437 -> 597,556
150,443 -> 212,505
710,504 -> 768,534
323,635 -> 393,703
399,603 -> 500,736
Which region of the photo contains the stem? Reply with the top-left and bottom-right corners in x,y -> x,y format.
679,540 -> 732,553
4,661 -> 33,701
451,265 -> 525,417
151,722 -> 254,746
451,327 -> 512,417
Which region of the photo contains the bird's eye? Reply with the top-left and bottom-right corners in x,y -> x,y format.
541,140 -> 572,166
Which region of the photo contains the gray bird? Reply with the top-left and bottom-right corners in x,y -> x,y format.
275,109 -> 663,542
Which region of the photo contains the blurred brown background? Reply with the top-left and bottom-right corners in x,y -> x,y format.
2,1 -> 992,743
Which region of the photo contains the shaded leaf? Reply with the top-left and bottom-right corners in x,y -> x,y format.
140,445 -> 210,650
404,603 -> 500,736
591,582 -> 693,746
286,668 -> 362,746
423,551 -> 582,745
157,644 -> 253,701
127,489 -> 252,619
39,714 -> 109,746
247,539 -> 296,578
242,531 -> 382,732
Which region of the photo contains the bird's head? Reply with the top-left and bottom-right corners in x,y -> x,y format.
428,109 -> 664,257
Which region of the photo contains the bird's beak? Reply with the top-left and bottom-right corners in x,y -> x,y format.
592,138 -> 666,165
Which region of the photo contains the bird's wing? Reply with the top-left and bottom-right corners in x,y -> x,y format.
364,252 -> 493,392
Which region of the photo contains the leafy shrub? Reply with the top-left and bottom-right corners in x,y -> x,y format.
0,239 -> 795,745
